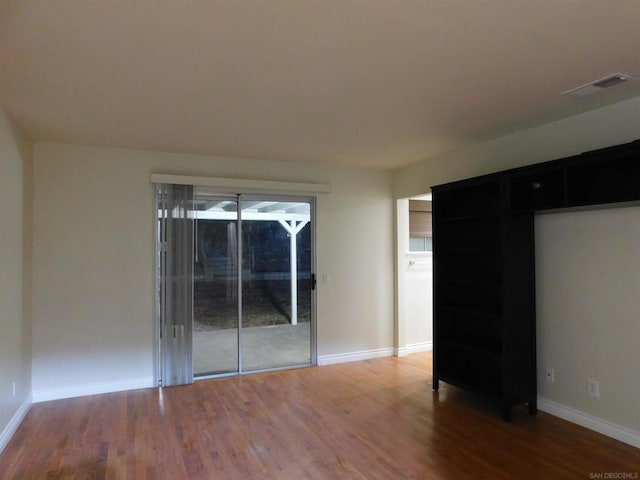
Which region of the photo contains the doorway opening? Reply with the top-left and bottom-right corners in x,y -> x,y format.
395,194 -> 433,357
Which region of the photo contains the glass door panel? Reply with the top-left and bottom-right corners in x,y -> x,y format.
160,188 -> 315,380
240,198 -> 312,371
192,196 -> 239,376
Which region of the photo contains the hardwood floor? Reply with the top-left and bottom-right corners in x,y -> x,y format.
1,352 -> 639,479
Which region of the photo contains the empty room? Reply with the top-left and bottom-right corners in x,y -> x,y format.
1,1 -> 640,478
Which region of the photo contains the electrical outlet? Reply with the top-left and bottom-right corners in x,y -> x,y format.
545,368 -> 555,383
587,378 -> 600,398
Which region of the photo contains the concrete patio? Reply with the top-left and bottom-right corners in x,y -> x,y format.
193,322 -> 311,375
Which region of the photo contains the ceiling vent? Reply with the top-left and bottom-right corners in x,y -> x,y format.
562,73 -> 636,98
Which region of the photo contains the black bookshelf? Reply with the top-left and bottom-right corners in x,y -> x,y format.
432,138 -> 640,420
432,176 -> 536,421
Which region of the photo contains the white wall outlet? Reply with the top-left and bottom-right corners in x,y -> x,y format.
321,273 -> 330,284
545,368 -> 555,383
587,378 -> 600,398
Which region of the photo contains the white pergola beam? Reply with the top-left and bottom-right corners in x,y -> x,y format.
201,199 -> 230,210
262,202 -> 304,213
167,210 -> 310,222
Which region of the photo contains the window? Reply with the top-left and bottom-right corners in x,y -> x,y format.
409,199 -> 432,252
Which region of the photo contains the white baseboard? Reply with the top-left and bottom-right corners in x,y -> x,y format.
0,393 -> 32,455
318,347 -> 394,366
33,377 -> 155,403
395,341 -> 433,357
538,397 -> 640,449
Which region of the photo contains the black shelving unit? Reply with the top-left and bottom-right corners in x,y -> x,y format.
432,176 -> 536,421
432,137 -> 640,421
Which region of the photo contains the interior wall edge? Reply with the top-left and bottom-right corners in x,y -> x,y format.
32,377 -> 155,404
317,347 -> 394,366
538,397 -> 640,449
0,394 -> 32,456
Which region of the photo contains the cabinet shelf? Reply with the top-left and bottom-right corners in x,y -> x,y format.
439,213 -> 501,222
438,305 -> 501,319
507,139 -> 640,212
437,280 -> 502,317
437,344 -> 503,398
438,278 -> 501,287
439,305 -> 502,319
509,168 -> 566,211
440,338 -> 502,358
437,371 -> 502,400
435,181 -> 501,219
566,154 -> 640,207
436,248 -> 502,283
437,246 -> 500,253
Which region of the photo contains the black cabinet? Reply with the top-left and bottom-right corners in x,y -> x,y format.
566,143 -> 640,207
432,176 -> 536,421
508,139 -> 640,212
432,137 -> 640,421
509,167 -> 565,211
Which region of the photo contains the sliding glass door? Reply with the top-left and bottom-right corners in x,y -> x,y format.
192,195 -> 239,376
157,186 -> 315,383
240,199 -> 312,371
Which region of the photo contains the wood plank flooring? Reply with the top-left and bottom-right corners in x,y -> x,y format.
1,352 -> 639,479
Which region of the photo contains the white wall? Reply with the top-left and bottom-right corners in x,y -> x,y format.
405,256 -> 432,350
393,96 -> 640,443
394,96 -> 640,199
536,207 -> 640,432
0,110 -> 33,451
31,143 -> 394,399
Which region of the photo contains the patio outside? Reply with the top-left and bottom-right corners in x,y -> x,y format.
192,200 -> 313,375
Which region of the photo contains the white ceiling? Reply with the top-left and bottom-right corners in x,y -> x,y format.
1,1 -> 640,170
